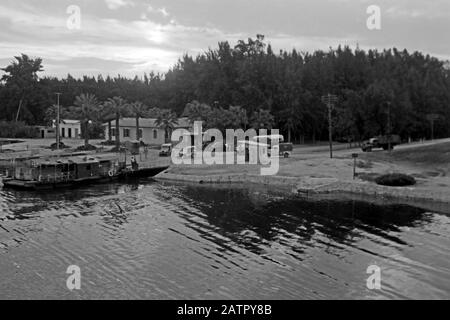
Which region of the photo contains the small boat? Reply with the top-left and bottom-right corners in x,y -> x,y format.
119,166 -> 169,179
1,154 -> 168,190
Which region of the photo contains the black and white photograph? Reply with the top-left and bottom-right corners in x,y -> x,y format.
0,0 -> 449,305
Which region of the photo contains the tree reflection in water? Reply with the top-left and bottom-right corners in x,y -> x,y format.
173,184 -> 431,255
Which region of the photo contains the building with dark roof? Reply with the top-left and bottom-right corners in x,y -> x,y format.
103,117 -> 192,145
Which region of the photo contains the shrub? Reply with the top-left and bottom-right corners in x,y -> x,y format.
75,144 -> 97,151
110,146 -> 126,152
100,140 -> 116,146
0,121 -> 38,138
81,121 -> 104,140
375,173 -> 416,187
49,142 -> 70,150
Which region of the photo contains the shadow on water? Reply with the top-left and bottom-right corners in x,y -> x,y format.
0,180 -> 438,258
167,185 -> 430,254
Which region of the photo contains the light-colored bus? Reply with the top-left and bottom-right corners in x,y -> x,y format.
252,134 -> 292,158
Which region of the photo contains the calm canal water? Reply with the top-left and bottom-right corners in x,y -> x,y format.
0,179 -> 449,299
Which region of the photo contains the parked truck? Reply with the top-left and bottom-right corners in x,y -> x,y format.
361,135 -> 401,152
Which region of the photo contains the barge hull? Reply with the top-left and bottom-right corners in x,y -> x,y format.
2,166 -> 169,190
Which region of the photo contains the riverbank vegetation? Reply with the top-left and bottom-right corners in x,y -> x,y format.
1,35 -> 449,143
0,121 -> 38,138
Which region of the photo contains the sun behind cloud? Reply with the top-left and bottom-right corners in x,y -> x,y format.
0,0 -> 448,78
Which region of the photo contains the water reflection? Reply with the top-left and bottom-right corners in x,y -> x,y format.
173,185 -> 429,253
0,180 -> 449,299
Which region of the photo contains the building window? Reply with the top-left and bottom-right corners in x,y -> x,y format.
153,129 -> 158,139
138,129 -> 143,139
61,128 -> 65,138
123,128 -> 130,138
111,128 -> 116,137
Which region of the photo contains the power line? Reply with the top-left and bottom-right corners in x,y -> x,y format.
55,92 -> 61,150
321,94 -> 338,159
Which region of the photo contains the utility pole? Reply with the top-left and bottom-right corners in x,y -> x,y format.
386,101 -> 391,153
321,94 -> 338,159
426,114 -> 439,141
55,93 -> 61,150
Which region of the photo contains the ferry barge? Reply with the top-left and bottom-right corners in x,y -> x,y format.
0,154 -> 168,190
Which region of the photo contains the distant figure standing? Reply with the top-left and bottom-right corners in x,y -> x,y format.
131,156 -> 139,171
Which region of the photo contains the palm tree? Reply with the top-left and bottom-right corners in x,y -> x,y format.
73,93 -> 100,147
104,96 -> 128,149
1,54 -> 43,122
129,101 -> 149,141
99,104 -> 115,143
45,104 -> 69,127
147,107 -> 162,119
155,109 -> 178,143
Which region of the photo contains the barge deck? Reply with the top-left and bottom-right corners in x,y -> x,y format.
0,152 -> 169,190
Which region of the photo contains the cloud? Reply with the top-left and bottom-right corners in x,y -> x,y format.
0,2 -> 244,77
146,5 -> 170,18
0,4 -> 63,29
158,8 -> 169,17
0,0 -> 449,78
105,0 -> 135,10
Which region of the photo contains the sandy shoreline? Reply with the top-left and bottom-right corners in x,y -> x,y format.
2,137 -> 449,212
155,171 -> 450,214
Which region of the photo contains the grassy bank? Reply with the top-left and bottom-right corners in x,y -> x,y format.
361,142 -> 450,170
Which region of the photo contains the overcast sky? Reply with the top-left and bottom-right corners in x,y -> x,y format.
0,0 -> 448,78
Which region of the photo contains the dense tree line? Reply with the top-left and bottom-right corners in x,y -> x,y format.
1,35 -> 449,142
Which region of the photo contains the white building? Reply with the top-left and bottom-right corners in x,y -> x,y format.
38,119 -> 81,139
103,117 -> 192,145
59,119 -> 81,139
